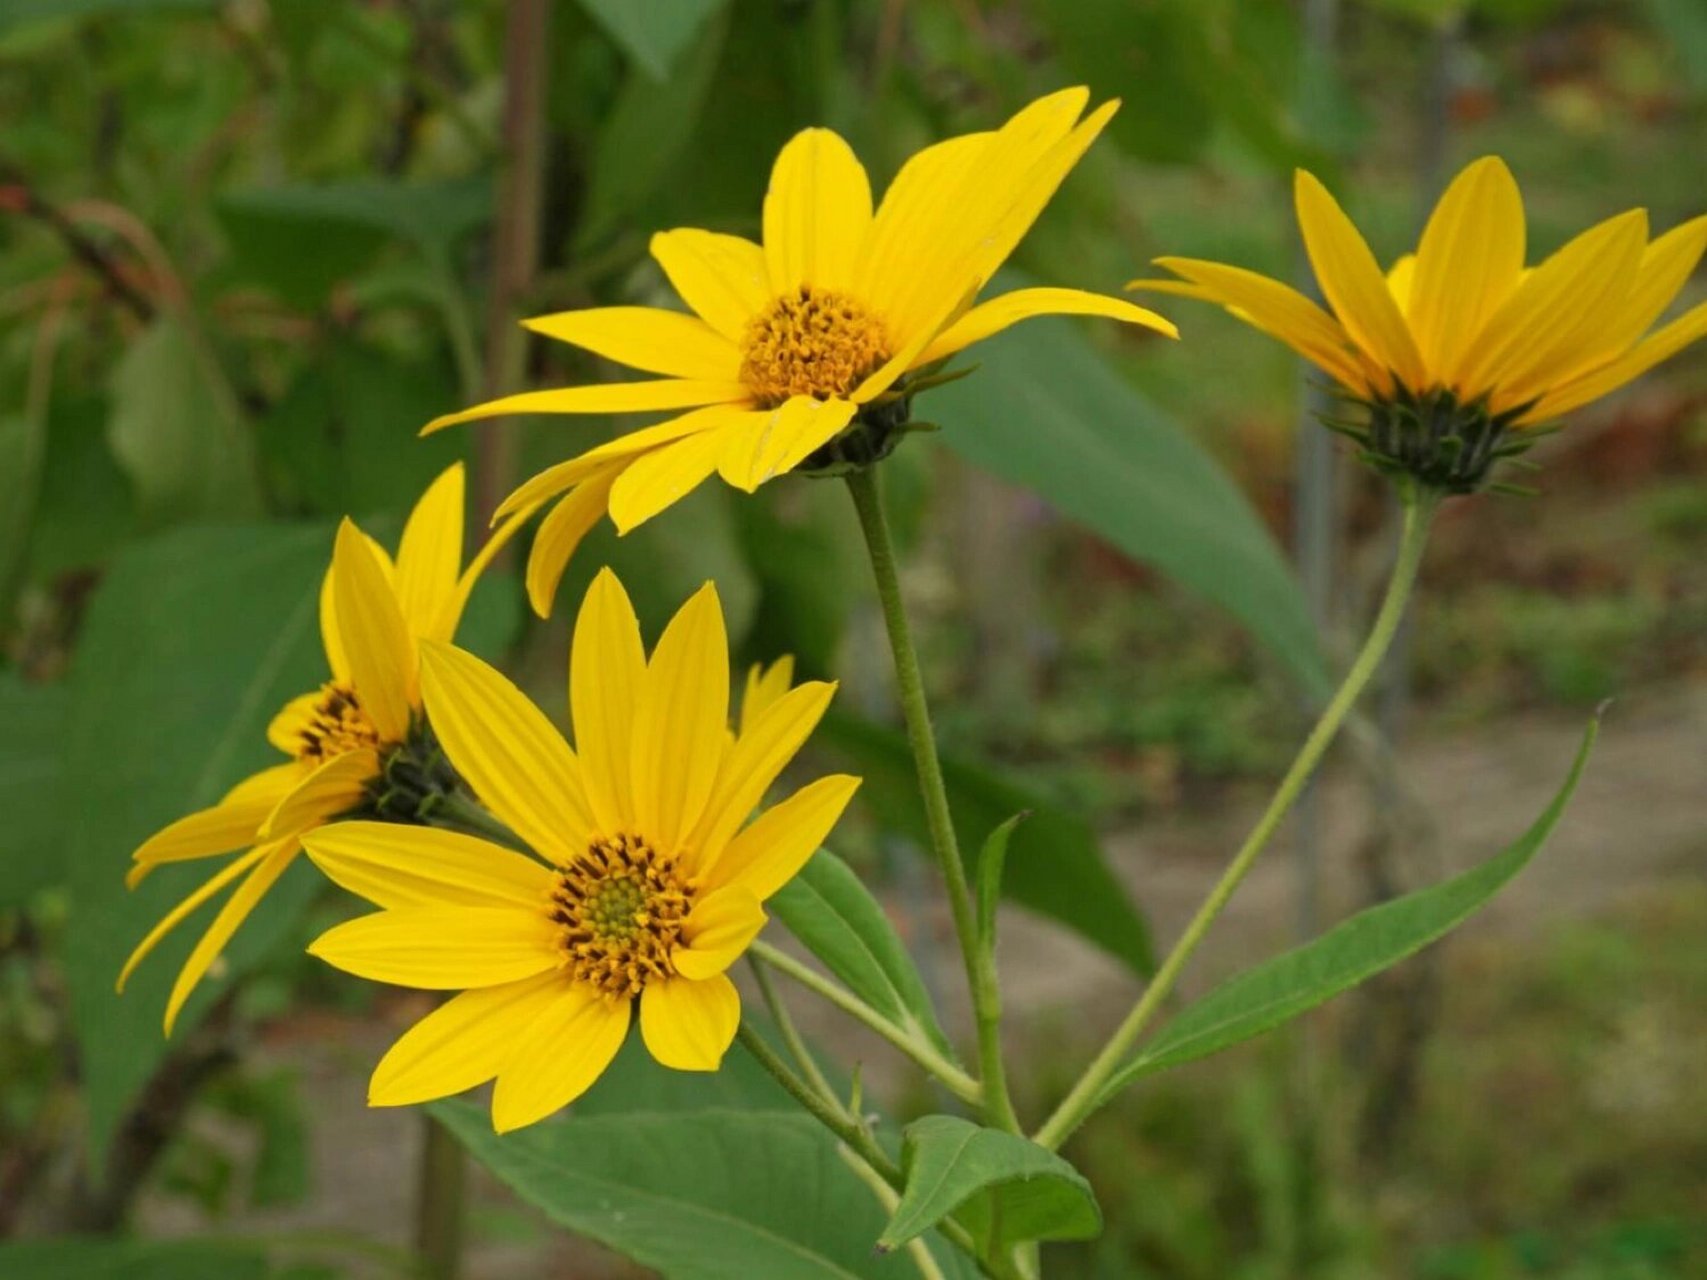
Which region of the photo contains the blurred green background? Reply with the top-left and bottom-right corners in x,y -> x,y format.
0,0 -> 1703,1277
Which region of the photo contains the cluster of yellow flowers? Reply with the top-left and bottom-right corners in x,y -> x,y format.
118,89 -> 1706,1131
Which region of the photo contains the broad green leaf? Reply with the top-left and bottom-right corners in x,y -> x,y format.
106,319 -> 260,526
821,710 -> 1154,977
771,849 -> 953,1054
0,1238 -> 270,1280
0,674 -> 69,907
577,0 -> 726,80
880,1115 -> 1101,1251
23,390 -> 137,583
1096,717 -> 1600,1102
435,1102 -> 968,1279
574,1033 -> 791,1116
930,302 -> 1329,700
60,523 -> 335,1163
0,0 -> 215,36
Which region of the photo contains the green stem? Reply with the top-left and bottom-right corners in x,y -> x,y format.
1033,489 -> 1439,1152
750,954 -> 838,1105
413,1115 -> 466,1280
423,790 -> 524,850
845,468 -> 1021,1135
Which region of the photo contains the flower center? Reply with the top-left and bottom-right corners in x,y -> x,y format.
550,833 -> 692,999
740,286 -> 890,408
296,682 -> 384,765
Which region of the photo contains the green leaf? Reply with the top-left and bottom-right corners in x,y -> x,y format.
0,1238 -> 270,1280
880,1115 -> 1101,1251
576,0 -> 726,80
106,319 -> 261,526
931,300 -> 1329,700
975,813 -> 1026,951
1096,716 -> 1601,1102
60,522 -> 335,1163
0,674 -> 69,907
0,411 -> 46,616
770,849 -> 953,1054
0,0 -> 215,36
821,710 -> 1154,977
434,1102 -> 964,1279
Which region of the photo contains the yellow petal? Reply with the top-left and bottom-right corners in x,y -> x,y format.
432,496 -> 540,645
523,306 -> 742,380
524,466 -> 622,620
650,228 -> 771,343
691,680 -> 837,871
369,971 -> 566,1108
319,562 -> 349,682
762,128 -> 873,295
117,843 -> 270,996
162,839 -> 299,1035
259,747 -> 379,840
221,762 -> 306,807
419,640 -> 598,862
491,984 -> 630,1132
570,568 -> 646,832
1386,254 -> 1416,312
394,463 -> 466,642
1406,156 -> 1526,385
630,581 -> 728,851
302,821 -> 553,912
672,886 -> 766,981
1556,212 -> 1707,386
741,656 -> 795,736
1295,169 -> 1428,392
1525,299 -> 1707,422
704,773 -> 862,902
716,396 -> 856,492
607,422 -> 733,534
308,906 -> 558,989
332,520 -> 414,740
127,775 -> 290,886
266,691 -> 322,755
914,286 -> 1176,366
422,380 -> 750,436
639,973 -> 739,1071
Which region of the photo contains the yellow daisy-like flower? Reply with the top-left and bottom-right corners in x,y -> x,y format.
424,87 -> 1176,615
300,569 -> 860,1132
118,465 -> 529,1033
1138,157 -> 1707,491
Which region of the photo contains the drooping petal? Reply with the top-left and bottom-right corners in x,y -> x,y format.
639,973 -> 739,1071
219,763 -> 306,806
740,656 -> 795,736
393,464 -> 466,643
570,568 -> 646,832
703,773 -> 862,903
715,396 -> 856,492
1524,299 -> 1707,422
418,641 -> 598,863
607,422 -> 735,534
630,581 -> 728,852
308,906 -> 558,990
523,306 -> 742,381
162,839 -> 299,1035
332,520 -> 415,740
302,821 -> 554,912
650,229 -> 772,343
368,971 -> 566,1108
913,286 -> 1176,366
524,466 -> 622,620
490,984 -> 631,1132
672,886 -> 766,981
762,128 -> 874,295
266,691 -> 323,756
117,843 -> 271,996
127,768 -> 296,887
259,747 -> 379,840
422,381 -> 750,437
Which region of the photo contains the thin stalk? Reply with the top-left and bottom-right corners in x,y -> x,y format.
844,467 -> 1020,1134
749,941 -> 982,1105
413,1116 -> 465,1280
750,954 -> 838,1105
1034,491 -> 1439,1152
836,1148 -> 950,1280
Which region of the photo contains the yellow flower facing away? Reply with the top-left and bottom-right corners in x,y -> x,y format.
300,569 -> 861,1133
118,464 -> 530,1034
423,87 -> 1177,616
1137,157 -> 1707,492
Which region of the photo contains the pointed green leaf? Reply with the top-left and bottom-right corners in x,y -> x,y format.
975,812 -> 1026,950
880,1115 -> 1101,1252
577,0 -> 726,80
1096,716 -> 1601,1103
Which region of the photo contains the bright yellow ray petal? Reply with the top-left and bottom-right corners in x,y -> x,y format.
715,396 -> 857,492
302,821 -> 553,912
570,568 -> 647,832
308,906 -> 558,990
221,762 -> 306,807
704,773 -> 862,903
332,520 -> 414,740
607,423 -> 732,534
860,131 -> 994,329
672,886 -> 766,981
630,581 -> 728,851
318,562 -> 349,682
1386,254 -> 1416,312
117,843 -> 270,995
491,984 -> 630,1132
431,496 -> 541,645
266,692 -> 322,756
127,773 -> 292,887
1554,212 -> 1707,386
650,228 -> 771,343
393,464 -> 466,642
259,747 -> 379,840
368,971 -> 566,1108
422,380 -> 750,436
913,286 -> 1176,366
163,839 -> 298,1035
741,656 -> 795,736
523,306 -> 742,381
638,972 -> 739,1072
1524,299 -> 1707,422
1406,156 -> 1526,384
418,641 -> 598,862
762,128 -> 874,295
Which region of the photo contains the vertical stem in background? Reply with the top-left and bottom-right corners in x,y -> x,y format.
414,1118 -> 467,1280
844,467 -> 1022,1136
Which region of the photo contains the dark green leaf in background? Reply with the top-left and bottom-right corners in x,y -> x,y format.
577,0 -> 728,80
0,674 -> 70,908
0,1238 -> 271,1280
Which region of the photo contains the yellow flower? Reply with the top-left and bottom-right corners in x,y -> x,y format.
1138,158 -> 1707,490
425,88 -> 1176,615
300,569 -> 859,1132
118,465 -> 528,1033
